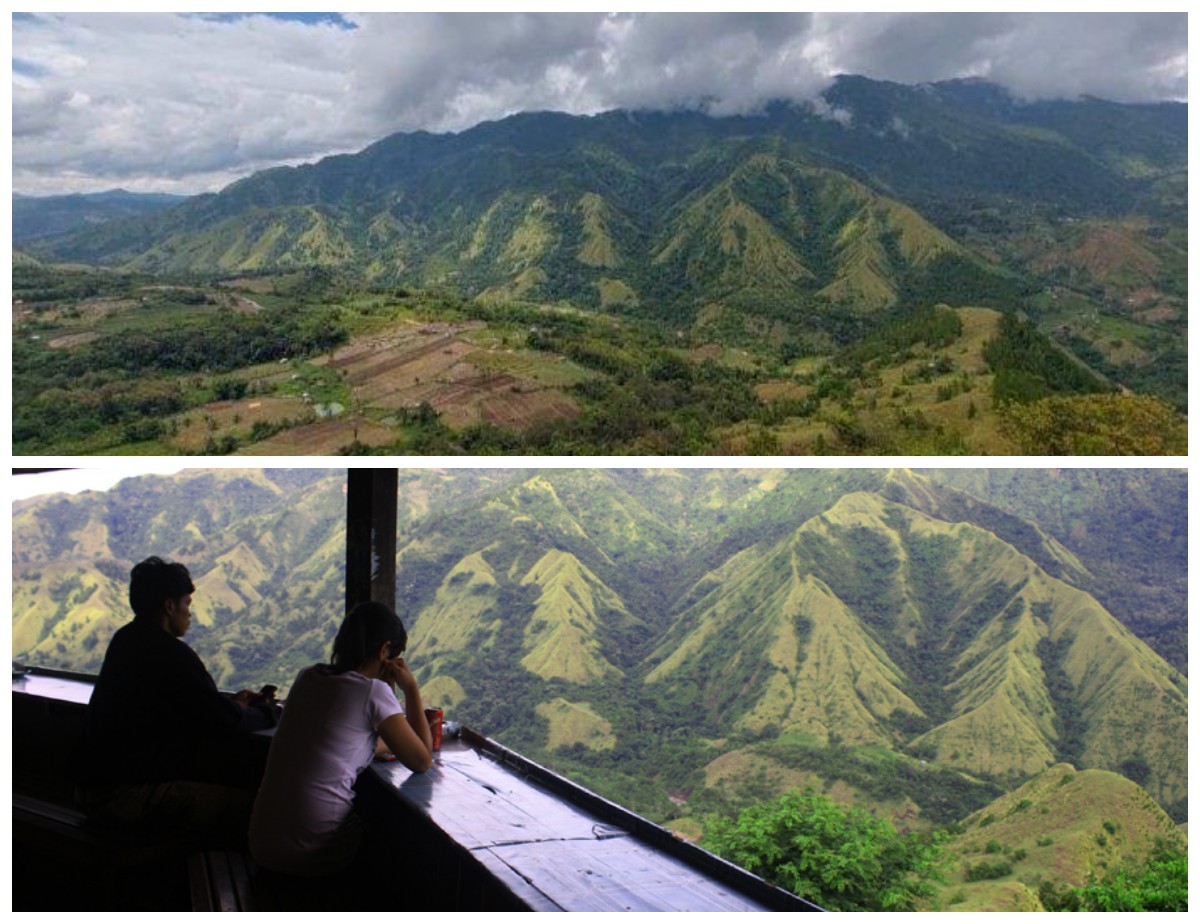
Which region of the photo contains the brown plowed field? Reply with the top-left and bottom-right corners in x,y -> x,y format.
320,320 -> 580,431
173,396 -> 312,451
166,319 -> 581,453
346,342 -> 476,405
434,384 -> 580,429
235,416 -> 397,455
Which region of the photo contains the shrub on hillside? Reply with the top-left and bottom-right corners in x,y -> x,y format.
702,788 -> 946,911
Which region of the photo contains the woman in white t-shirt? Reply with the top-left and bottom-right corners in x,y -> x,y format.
249,602 -> 433,876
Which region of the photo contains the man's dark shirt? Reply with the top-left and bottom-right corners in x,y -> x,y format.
77,618 -> 277,787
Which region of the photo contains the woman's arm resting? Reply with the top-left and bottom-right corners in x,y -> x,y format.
377,710 -> 432,772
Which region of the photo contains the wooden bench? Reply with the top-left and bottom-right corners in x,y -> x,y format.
13,791 -> 193,909
14,791 -> 190,863
189,848 -> 273,911
187,849 -> 358,911
14,791 -> 276,911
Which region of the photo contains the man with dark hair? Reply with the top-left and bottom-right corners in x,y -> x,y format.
76,556 -> 280,838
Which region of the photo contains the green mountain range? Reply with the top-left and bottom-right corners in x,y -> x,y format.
23,77 -> 1184,341
26,143 -> 1003,337
11,468 -> 1187,830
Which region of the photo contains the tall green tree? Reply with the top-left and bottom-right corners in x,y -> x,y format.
702,788 -> 946,911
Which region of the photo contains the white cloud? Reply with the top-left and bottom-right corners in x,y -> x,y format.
10,12 -> 1188,195
809,96 -> 853,128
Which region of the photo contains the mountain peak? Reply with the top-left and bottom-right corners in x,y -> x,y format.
519,549 -> 632,683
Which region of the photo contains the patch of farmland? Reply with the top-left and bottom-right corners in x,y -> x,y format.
47,331 -> 101,349
317,320 -> 580,426
226,294 -> 264,313
349,340 -> 477,407
687,342 -> 762,371
235,416 -> 396,455
217,275 -> 293,294
470,347 -> 594,388
78,297 -> 144,318
317,321 -> 486,398
1133,305 -> 1178,324
172,395 -> 312,451
430,371 -> 580,429
321,321 -> 483,367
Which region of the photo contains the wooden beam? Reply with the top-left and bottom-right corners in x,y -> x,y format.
345,469 -> 398,612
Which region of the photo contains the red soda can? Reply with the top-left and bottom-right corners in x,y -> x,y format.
424,707 -> 444,750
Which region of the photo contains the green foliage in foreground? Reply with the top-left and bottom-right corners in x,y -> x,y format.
1002,393 -> 1187,455
1039,845 -> 1187,912
702,788 -> 946,911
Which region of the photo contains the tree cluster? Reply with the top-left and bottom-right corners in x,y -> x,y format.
702,788 -> 946,911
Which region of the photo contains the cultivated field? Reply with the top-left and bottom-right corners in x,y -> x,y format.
310,319 -> 583,434
144,318 -> 592,454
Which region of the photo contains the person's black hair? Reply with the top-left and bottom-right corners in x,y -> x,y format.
129,556 -> 195,621
330,601 -> 407,673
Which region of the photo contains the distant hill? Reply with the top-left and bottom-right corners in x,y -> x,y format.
11,468 -> 1187,826
12,189 -> 188,243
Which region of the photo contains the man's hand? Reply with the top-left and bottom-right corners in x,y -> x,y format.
232,689 -> 260,707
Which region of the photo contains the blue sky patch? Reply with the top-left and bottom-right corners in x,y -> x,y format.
13,58 -> 47,78
189,12 -> 356,30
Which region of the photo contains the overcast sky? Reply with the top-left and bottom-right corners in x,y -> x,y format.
11,11 -> 1189,196
9,465 -> 189,501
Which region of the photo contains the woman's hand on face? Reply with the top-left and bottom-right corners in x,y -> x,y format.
382,656 -> 418,694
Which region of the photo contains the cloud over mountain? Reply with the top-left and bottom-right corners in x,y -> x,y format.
12,12 -> 1187,195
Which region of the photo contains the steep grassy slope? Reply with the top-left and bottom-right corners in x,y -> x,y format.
642,489 -> 1187,810
519,549 -> 643,683
648,154 -> 975,317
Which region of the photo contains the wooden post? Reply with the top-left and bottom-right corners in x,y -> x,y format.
345,468 -> 398,612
